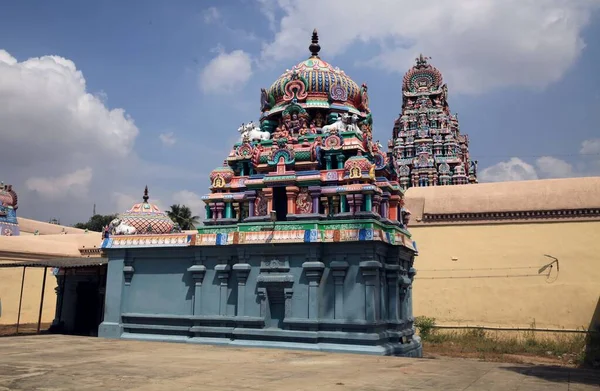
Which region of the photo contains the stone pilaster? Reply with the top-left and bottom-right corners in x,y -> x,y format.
123,261 -> 134,286
257,287 -> 267,317
187,260 -> 206,315
302,261 -> 325,319
215,264 -> 230,316
385,264 -> 400,322
330,260 -> 349,319
359,260 -> 381,321
233,263 -> 251,316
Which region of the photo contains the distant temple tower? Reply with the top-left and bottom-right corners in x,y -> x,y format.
391,55 -> 477,189
0,182 -> 19,236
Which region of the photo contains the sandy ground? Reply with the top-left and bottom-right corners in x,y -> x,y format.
0,335 -> 598,390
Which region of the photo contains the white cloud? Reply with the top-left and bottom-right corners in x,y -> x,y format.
0,50 -> 138,166
479,158 -> 539,182
580,138 -> 600,155
199,49 -> 253,94
172,190 -> 205,217
159,132 -> 176,146
480,155 -> 582,182
203,7 -> 221,24
535,156 -> 574,178
0,49 -> 191,224
259,0 -> 599,94
25,167 -> 93,200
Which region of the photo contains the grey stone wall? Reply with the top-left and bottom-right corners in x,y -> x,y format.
99,243 -> 422,357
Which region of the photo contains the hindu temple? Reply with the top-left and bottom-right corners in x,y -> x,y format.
98,30 -> 422,357
0,182 -> 19,236
392,55 -> 477,188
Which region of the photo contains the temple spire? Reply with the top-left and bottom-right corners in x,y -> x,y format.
415,53 -> 431,67
143,185 -> 149,203
309,28 -> 320,58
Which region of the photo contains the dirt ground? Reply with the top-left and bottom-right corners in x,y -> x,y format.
1,335 -> 599,391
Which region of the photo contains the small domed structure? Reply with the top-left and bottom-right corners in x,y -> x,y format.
210,165 -> 235,189
119,186 -> 174,234
344,154 -> 373,180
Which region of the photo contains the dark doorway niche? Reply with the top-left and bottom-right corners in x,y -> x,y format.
74,281 -> 102,336
272,186 -> 287,221
267,286 -> 285,329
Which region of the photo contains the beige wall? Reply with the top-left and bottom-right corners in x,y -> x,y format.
410,221 -> 600,330
0,266 -> 57,325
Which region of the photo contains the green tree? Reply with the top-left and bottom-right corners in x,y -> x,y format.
73,214 -> 117,232
167,204 -> 199,230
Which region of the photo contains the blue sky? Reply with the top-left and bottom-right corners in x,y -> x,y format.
1,0 -> 599,224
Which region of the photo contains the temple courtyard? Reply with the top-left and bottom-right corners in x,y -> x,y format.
0,335 -> 598,390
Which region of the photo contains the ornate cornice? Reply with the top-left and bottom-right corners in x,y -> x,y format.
416,208 -> 600,225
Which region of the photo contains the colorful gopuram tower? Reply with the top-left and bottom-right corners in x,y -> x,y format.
99,30 -> 421,357
391,55 -> 477,189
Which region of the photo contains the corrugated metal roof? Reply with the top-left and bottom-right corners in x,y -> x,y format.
0,258 -> 107,269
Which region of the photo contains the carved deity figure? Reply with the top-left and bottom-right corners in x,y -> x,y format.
255,192 -> 268,216
295,188 -> 312,214
314,112 -> 325,128
272,122 -> 290,141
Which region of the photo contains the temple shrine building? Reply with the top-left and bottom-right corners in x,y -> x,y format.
97,30 -> 423,357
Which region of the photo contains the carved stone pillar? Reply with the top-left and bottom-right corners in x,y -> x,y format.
215,264 -> 230,316
372,194 -> 381,215
308,186 -> 321,214
233,263 -> 251,316
302,261 -> 325,319
336,154 -> 345,169
286,186 -> 299,215
245,190 -> 256,217
347,193 -> 355,213
187,263 -> 206,315
263,188 -> 273,213
331,195 -> 340,215
204,204 -> 212,219
389,195 -> 400,223
330,261 -> 349,319
354,193 -> 364,213
359,260 -> 381,321
381,193 -> 390,218
339,194 -> 347,213
215,202 -> 225,219
224,202 -> 233,219
325,155 -> 332,170
320,196 -> 330,216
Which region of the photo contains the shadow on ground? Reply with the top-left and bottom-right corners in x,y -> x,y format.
502,365 -> 600,386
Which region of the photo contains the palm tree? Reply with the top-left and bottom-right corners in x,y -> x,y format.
167,204 -> 200,230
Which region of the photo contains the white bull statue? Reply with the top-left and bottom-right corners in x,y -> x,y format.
109,218 -> 137,235
321,117 -> 346,135
238,121 -> 270,142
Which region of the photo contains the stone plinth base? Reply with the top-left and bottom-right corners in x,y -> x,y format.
100,313 -> 422,357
